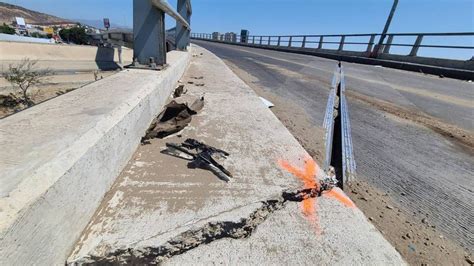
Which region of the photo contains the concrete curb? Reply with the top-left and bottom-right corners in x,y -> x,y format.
193,39 -> 474,80
0,50 -> 190,265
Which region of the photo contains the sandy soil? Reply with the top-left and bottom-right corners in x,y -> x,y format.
224,59 -> 473,266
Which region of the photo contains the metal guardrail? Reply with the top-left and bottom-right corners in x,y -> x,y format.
191,32 -> 474,59
132,0 -> 192,69
323,64 -> 356,187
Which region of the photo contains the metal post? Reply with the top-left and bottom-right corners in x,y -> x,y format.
302,36 -> 306,48
338,36 -> 345,51
176,0 -> 191,51
133,0 -> 166,67
259,36 -> 262,45
277,36 -> 281,46
252,36 -> 255,44
268,36 -> 271,45
318,36 -> 324,49
409,35 -> 424,56
382,34 -> 394,54
366,34 -> 376,53
288,36 -> 293,47
373,0 -> 399,56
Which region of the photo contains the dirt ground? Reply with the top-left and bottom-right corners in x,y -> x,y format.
224,61 -> 473,266
0,71 -> 117,119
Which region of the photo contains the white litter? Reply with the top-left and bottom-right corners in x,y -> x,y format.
259,97 -> 274,108
374,65 -> 383,68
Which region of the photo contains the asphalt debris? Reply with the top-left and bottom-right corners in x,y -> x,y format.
162,138 -> 232,182
142,97 -> 204,141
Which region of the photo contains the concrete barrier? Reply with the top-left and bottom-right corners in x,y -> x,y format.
0,50 -> 190,265
0,41 -> 133,72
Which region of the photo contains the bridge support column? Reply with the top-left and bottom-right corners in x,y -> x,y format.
338,36 -> 345,51
176,0 -> 192,51
409,35 -> 424,56
366,34 -> 376,54
133,0 -> 166,67
318,36 -> 324,49
382,35 -> 394,54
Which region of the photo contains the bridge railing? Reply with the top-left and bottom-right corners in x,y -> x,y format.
191,32 -> 474,61
132,0 -> 192,69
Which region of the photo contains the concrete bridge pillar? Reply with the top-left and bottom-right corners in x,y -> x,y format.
133,0 -> 166,66
176,0 -> 191,51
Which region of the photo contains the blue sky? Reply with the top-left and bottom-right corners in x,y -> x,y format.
4,0 -> 473,59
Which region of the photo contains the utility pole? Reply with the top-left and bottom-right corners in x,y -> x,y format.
372,0 -> 399,57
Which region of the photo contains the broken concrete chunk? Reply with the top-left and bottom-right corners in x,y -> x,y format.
173,85 -> 187,98
142,97 -> 205,141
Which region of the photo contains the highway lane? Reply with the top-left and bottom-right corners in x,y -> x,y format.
193,40 -> 474,252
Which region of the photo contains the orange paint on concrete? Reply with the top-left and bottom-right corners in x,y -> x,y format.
323,189 -> 356,208
278,155 -> 356,233
278,155 -> 321,233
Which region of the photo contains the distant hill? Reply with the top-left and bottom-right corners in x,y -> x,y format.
74,19 -> 131,30
0,2 -> 70,25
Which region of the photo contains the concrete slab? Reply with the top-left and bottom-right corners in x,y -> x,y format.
67,45 -> 404,264
0,50 -> 190,265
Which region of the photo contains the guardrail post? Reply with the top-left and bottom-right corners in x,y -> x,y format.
409,34 -> 424,56
252,36 -> 255,44
133,0 -> 166,67
268,36 -> 271,45
176,0 -> 191,51
382,34 -> 394,54
338,36 -> 345,51
302,36 -> 306,48
277,36 -> 281,46
259,36 -> 263,45
288,36 -> 293,47
318,36 -> 324,49
366,34 -> 376,53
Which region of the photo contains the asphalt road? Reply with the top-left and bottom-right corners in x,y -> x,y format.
193,40 -> 474,251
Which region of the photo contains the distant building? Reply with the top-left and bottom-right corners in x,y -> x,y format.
28,21 -> 78,29
240,29 -> 249,43
224,32 -> 236,42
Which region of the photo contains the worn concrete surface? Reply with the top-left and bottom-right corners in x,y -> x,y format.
193,40 -> 474,252
0,50 -> 190,265
68,45 -> 404,265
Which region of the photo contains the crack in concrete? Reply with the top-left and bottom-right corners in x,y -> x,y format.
77,187 -> 321,265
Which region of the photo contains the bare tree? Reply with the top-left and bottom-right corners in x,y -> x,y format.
4,59 -> 52,107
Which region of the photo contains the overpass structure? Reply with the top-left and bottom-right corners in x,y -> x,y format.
0,1 -> 472,265
192,31 -> 474,80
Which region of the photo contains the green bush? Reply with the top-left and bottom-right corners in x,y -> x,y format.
0,23 -> 15,35
59,26 -> 88,45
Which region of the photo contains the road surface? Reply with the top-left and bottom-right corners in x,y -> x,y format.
193,40 -> 474,256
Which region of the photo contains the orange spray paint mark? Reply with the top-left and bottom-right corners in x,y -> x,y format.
278,155 -> 321,234
323,189 -> 356,208
278,155 -> 357,234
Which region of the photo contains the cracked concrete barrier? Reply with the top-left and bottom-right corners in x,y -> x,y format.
67,45 -> 405,265
0,50 -> 190,265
